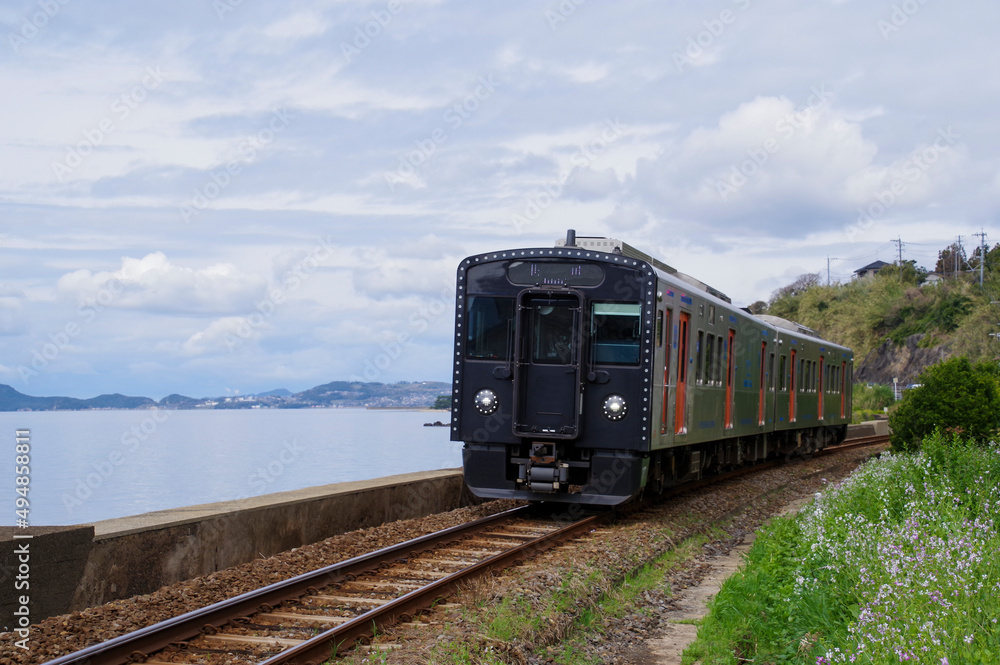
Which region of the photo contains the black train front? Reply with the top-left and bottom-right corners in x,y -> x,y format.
451,231 -> 852,505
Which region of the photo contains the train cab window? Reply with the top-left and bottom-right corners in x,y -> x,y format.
466,296 -> 515,360
590,302 -> 641,365
709,305 -> 716,325
531,302 -> 577,365
779,355 -> 787,391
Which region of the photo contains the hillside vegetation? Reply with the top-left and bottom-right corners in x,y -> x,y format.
762,261 -> 1000,384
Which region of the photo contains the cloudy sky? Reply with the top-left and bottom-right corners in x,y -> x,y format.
1,0 -> 997,400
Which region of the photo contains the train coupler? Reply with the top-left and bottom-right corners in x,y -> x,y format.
515,442 -> 571,492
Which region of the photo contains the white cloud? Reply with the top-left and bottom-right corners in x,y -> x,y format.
56,252 -> 267,315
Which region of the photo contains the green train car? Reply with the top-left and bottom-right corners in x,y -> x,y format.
451,231 -> 853,505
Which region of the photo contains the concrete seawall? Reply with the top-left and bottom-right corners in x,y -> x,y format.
1,468 -> 470,624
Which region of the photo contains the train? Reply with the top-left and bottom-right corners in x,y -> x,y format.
450,231 -> 853,505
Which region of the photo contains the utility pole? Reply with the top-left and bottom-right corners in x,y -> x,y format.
955,235 -> 963,278
891,236 -> 904,265
973,229 -> 988,286
826,256 -> 840,286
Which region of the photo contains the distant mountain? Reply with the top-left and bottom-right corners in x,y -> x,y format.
255,388 -> 291,397
0,381 -> 451,411
0,384 -> 156,411
158,393 -> 201,407
295,381 -> 450,408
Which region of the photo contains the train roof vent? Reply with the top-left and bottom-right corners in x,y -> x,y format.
756,314 -> 822,339
555,234 -> 732,304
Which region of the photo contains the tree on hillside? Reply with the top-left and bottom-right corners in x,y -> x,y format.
875,259 -> 926,286
935,242 -> 970,278
967,242 -> 1000,280
766,273 -> 819,320
888,356 -> 1000,451
771,273 -> 820,301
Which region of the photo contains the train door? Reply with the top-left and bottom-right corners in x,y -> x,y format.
789,349 -> 797,423
724,328 -> 735,429
675,311 -> 690,434
660,309 -> 672,434
512,290 -> 583,438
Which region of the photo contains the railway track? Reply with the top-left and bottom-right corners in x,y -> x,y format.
42,506 -> 604,665
40,434 -> 887,665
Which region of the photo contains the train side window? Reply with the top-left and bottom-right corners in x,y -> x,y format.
466,296 -> 515,360
695,331 -> 705,384
709,305 -> 716,325
705,333 -> 715,385
656,310 -> 664,347
714,336 -> 723,384
591,302 -> 642,365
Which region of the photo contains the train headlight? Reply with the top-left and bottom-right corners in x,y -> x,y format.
473,388 -> 499,415
601,394 -> 628,421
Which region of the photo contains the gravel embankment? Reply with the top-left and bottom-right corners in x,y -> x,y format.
366,447 -> 879,664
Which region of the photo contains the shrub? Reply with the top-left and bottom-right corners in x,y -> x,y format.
889,356 -> 1000,451
852,383 -> 895,413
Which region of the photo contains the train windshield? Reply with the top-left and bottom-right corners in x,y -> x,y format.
590,302 -> 641,365
466,296 -> 515,360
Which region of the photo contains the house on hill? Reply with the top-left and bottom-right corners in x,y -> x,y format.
854,260 -> 889,279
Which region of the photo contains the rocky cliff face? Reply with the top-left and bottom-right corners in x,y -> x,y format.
855,333 -> 951,386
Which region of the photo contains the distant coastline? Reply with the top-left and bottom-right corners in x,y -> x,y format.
0,380 -> 451,412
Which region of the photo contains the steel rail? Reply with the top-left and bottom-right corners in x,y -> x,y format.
822,433 -> 890,452
258,512 -> 605,665
40,505 -> 534,665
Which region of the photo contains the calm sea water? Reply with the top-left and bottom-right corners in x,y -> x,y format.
1,409 -> 462,526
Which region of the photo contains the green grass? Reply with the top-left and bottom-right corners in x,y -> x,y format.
541,529 -> 719,665
684,432 -> 1000,664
